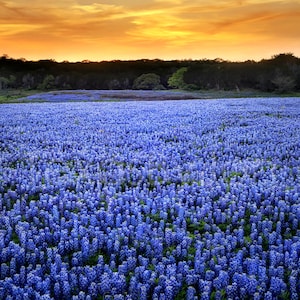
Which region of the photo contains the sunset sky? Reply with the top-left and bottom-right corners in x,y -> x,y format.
1,0 -> 300,62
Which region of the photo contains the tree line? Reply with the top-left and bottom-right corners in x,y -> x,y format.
0,53 -> 300,93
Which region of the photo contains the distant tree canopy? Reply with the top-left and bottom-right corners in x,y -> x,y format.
0,75 -> 15,89
37,74 -> 56,90
0,76 -> 10,90
168,67 -> 188,89
133,73 -> 164,90
0,53 -> 300,93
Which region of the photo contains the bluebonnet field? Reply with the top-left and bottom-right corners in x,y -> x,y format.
0,97 -> 300,300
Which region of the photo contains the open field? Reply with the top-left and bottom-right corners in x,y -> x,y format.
1,89 -> 299,103
0,90 -> 40,104
0,97 -> 300,299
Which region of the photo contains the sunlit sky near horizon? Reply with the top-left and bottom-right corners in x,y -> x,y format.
1,0 -> 300,62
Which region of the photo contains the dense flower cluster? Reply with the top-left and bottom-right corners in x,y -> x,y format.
0,98 -> 299,299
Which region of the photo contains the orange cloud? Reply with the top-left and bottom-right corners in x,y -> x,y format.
1,0 -> 299,61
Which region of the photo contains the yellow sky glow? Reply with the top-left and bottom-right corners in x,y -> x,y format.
1,0 -> 300,62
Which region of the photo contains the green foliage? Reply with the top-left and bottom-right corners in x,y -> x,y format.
218,223 -> 228,232
262,234 -> 269,251
150,212 -> 161,222
38,74 -> 56,90
1,53 -> 300,93
86,251 -> 110,266
27,192 -> 40,202
225,171 -> 243,183
0,77 -> 10,89
174,284 -> 188,300
280,291 -> 290,300
0,75 -> 15,90
22,73 -> 35,89
244,235 -> 252,245
186,218 -> 206,234
11,231 -> 20,244
163,245 -> 176,255
272,75 -> 296,93
188,245 -> 196,256
132,73 -> 164,90
168,67 -> 188,89
213,255 -> 218,264
210,288 -> 226,300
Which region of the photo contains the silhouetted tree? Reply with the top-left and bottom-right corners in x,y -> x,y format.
38,74 -> 56,90
272,75 -> 296,93
133,73 -> 164,90
22,73 -> 35,89
0,77 -> 9,89
0,53 -> 299,92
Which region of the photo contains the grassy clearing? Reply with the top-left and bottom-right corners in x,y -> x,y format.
0,89 -> 42,103
1,89 -> 300,103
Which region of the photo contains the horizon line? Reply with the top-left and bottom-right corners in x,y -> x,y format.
1,52 -> 298,64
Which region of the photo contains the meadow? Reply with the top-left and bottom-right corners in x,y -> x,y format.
0,97 -> 299,299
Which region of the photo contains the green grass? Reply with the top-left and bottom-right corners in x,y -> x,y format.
11,231 -> 20,244
27,192 -> 40,202
0,89 -> 41,103
218,223 -> 228,232
186,218 -> 206,234
86,250 -> 110,266
225,171 -> 243,184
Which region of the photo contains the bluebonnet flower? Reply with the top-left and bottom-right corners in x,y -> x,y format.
107,238 -> 114,254
186,286 -> 196,299
269,277 -> 287,296
129,276 -> 139,299
226,283 -> 238,298
289,275 -> 297,294
153,286 -> 162,299
79,274 -> 89,291
88,282 -> 98,298
13,273 -> 20,286
98,273 -> 111,295
1,263 -> 9,279
205,270 -> 215,281
246,258 -> 259,276
77,291 -> 86,300
194,260 -> 205,277
240,287 -> 247,298
290,293 -> 299,300
264,291 -> 273,300
158,293 -> 166,300
137,284 -> 148,300
118,263 -> 127,275
127,256 -> 137,271
1,98 -> 300,298
40,294 -> 52,300
86,266 -> 97,283
165,228 -> 173,246
62,280 -> 71,298
59,267 -> 69,282
81,237 -> 90,260
165,285 -> 173,300
54,282 -> 61,298
200,292 -> 210,300
247,275 -> 258,295
117,275 -> 127,293
142,269 -> 151,283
